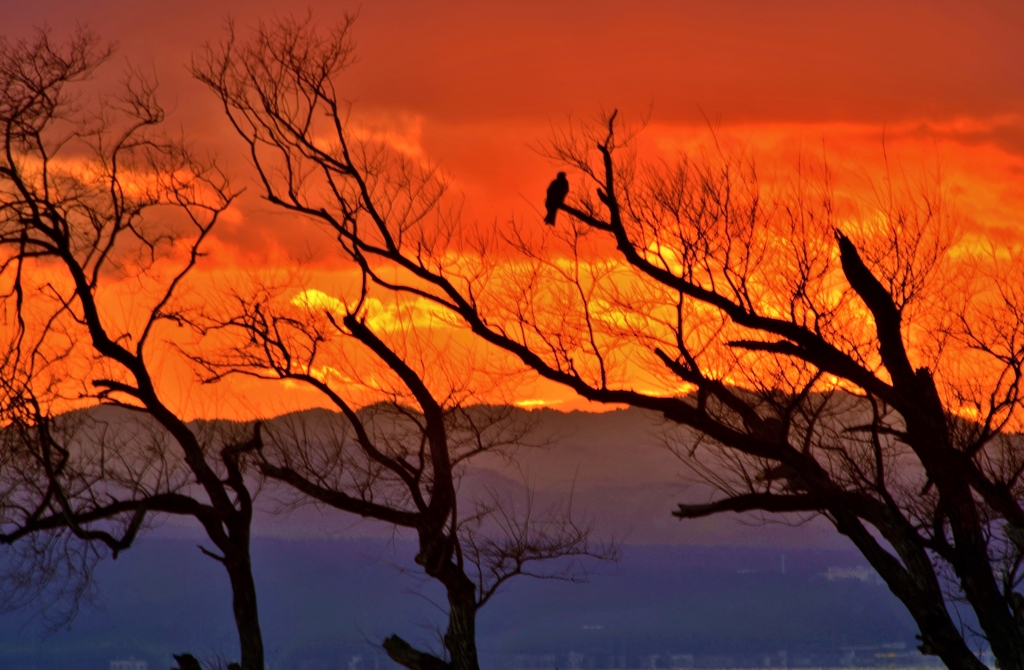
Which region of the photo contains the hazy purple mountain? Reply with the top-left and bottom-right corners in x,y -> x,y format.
30,403 -> 852,550
231,406 -> 849,550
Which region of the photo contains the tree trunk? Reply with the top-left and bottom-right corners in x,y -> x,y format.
444,581 -> 480,670
909,409 -> 1024,670
224,551 -> 265,670
942,482 -> 1024,670
834,510 -> 987,670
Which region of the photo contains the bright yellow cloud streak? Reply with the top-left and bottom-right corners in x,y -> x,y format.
290,288 -> 460,332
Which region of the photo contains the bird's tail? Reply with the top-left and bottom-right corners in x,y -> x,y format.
544,212 -> 556,226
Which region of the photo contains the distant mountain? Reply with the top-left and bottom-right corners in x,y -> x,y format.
7,402 -> 853,556
129,404 -> 850,549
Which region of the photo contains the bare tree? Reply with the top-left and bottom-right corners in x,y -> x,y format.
382,121 -> 1024,669
194,13 -> 1024,667
0,28 -> 270,670
193,19 -> 611,670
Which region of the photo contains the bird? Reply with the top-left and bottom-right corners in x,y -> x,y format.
544,172 -> 569,225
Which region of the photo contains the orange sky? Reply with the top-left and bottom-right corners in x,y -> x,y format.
5,0 -> 1024,418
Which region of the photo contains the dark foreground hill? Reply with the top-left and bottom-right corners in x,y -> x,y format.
0,538 -> 943,670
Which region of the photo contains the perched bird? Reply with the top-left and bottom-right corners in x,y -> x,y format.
544,172 -> 569,225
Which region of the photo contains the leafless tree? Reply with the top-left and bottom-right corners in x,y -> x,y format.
193,18 -> 611,670
0,28 -> 269,670
194,12 -> 1024,668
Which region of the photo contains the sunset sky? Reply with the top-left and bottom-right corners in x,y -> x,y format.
6,0 -> 1024,418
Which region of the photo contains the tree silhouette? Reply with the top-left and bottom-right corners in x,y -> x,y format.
390,115 -> 1024,670
0,28 -> 265,670
193,17 -> 612,670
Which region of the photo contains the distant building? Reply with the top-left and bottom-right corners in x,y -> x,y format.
822,565 -> 883,583
111,658 -> 147,670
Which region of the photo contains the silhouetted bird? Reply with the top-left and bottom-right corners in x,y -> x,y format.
544,172 -> 569,225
